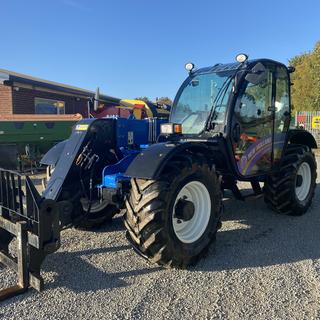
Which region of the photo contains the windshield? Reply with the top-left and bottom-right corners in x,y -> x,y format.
170,72 -> 234,134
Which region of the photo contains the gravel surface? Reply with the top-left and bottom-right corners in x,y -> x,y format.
0,158 -> 319,320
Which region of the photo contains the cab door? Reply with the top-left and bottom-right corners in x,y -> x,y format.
232,67 -> 274,177
273,65 -> 291,164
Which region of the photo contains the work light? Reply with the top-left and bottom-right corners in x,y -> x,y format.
185,62 -> 195,73
161,123 -> 182,135
235,53 -> 248,63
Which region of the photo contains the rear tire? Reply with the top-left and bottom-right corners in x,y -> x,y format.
264,144 -> 317,216
124,154 -> 222,268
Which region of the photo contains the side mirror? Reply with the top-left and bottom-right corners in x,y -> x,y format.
245,62 -> 267,85
288,66 -> 295,73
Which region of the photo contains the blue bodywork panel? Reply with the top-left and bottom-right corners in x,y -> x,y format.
115,118 -> 149,148
114,117 -> 164,148
100,150 -> 139,188
98,116 -> 166,189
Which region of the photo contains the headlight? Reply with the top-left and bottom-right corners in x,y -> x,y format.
161,123 -> 182,135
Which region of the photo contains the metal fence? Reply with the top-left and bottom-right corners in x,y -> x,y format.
295,111 -> 320,146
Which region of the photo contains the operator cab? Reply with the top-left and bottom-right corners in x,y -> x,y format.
163,55 -> 292,179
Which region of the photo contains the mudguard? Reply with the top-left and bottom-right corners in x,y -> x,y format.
125,141 -> 211,180
40,140 -> 68,166
288,129 -> 317,149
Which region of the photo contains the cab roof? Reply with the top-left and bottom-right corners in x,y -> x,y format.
193,59 -> 288,76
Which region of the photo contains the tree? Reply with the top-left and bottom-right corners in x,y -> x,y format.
135,96 -> 152,104
156,97 -> 173,106
289,41 -> 320,111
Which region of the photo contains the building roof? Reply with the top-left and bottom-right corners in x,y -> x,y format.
0,68 -> 121,104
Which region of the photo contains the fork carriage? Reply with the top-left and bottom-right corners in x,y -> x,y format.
0,169 -> 60,300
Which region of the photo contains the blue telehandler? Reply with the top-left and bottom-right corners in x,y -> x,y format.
0,54 -> 317,300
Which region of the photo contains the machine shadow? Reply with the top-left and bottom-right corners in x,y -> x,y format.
193,183 -> 320,272
42,244 -> 161,293
85,215 -> 126,233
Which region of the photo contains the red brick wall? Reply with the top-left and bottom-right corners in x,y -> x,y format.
12,87 -> 89,117
0,84 -> 13,114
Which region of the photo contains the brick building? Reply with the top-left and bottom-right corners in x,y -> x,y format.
0,69 -> 121,117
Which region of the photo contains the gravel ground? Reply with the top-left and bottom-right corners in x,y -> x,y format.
0,158 -> 320,320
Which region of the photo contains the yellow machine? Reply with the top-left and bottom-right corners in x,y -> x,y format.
117,99 -> 170,119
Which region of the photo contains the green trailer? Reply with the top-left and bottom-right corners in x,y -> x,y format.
0,114 -> 82,170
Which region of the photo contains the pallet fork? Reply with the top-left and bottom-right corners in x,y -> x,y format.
0,169 -> 60,301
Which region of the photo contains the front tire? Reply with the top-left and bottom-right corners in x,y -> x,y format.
124,155 -> 222,268
264,144 -> 317,215
45,165 -> 119,229
75,200 -> 119,229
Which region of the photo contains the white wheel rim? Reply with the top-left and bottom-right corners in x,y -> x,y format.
172,181 -> 211,244
295,162 -> 312,201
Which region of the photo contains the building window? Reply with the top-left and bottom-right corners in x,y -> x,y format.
34,98 -> 65,114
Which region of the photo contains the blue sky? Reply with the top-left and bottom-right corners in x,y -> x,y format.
1,0 -> 319,101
